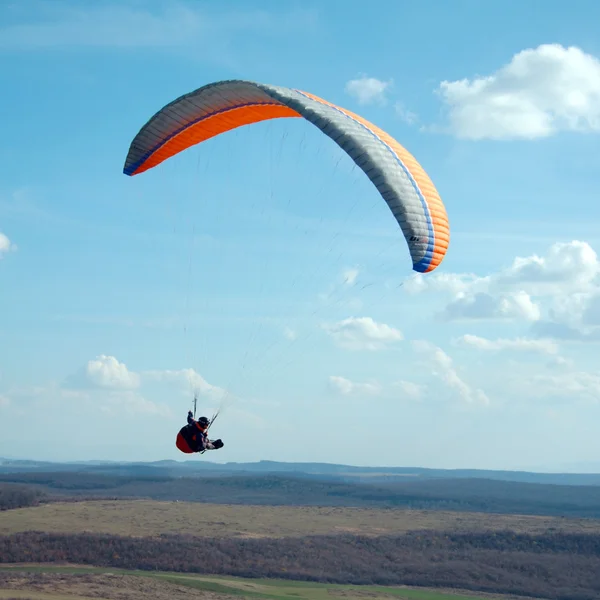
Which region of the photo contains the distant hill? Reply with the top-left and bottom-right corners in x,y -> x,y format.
2,457 -> 600,486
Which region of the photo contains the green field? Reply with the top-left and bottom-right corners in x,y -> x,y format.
2,499 -> 599,539
0,565 -> 521,600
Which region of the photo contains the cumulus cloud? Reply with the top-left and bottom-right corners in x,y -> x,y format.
406,241 -> 600,332
329,375 -> 382,397
410,241 -> 599,298
4,381 -> 169,418
323,316 -> 403,350
531,319 -> 600,342
82,355 -> 140,390
440,291 -> 540,322
530,295 -> 600,343
495,241 -> 600,293
457,334 -> 558,355
395,102 -> 418,125
413,341 -> 490,405
528,370 -> 600,404
437,44 -> 600,140
345,76 -> 391,105
0,233 -> 16,257
60,355 -> 225,417
144,368 -> 226,401
67,354 -> 225,398
546,355 -> 574,370
403,240 -> 600,343
581,292 -> 600,326
503,242 -> 600,341
328,377 -> 425,401
404,272 -> 484,296
481,358 -> 600,409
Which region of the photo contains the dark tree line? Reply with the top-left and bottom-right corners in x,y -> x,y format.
0,484 -> 48,510
3,530 -> 600,600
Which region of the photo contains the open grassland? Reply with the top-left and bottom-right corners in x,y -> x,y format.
0,567 -> 529,600
2,499 -> 600,538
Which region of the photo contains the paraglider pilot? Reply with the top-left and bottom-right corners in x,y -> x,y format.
176,411 -> 224,454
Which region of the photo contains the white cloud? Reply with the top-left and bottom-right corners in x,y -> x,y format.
457,334 -> 558,355
477,358 -> 600,409
323,316 -> 403,350
410,241 -> 599,298
495,241 -> 600,293
440,291 -> 540,322
0,394 -> 9,408
328,376 -> 425,401
438,43 -> 600,140
413,341 -> 490,405
3,382 -> 169,418
407,241 -> 600,330
395,102 -> 417,125
404,272 -> 484,296
531,320 -> 600,342
546,355 -> 574,370
85,355 -> 140,390
143,368 -> 226,401
9,355 -> 233,420
0,233 -> 16,257
329,375 -> 382,397
345,76 -> 391,105
392,380 -> 424,400
533,297 -> 600,344
62,356 -> 224,413
528,370 -> 600,404
500,242 -> 600,341
581,292 -> 600,326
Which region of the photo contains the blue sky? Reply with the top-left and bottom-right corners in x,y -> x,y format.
2,0 -> 600,471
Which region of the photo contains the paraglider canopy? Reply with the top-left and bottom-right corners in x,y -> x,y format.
123,79 -> 450,274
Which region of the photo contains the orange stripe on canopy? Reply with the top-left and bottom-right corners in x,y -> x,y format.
131,103 -> 301,176
298,90 -> 449,272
